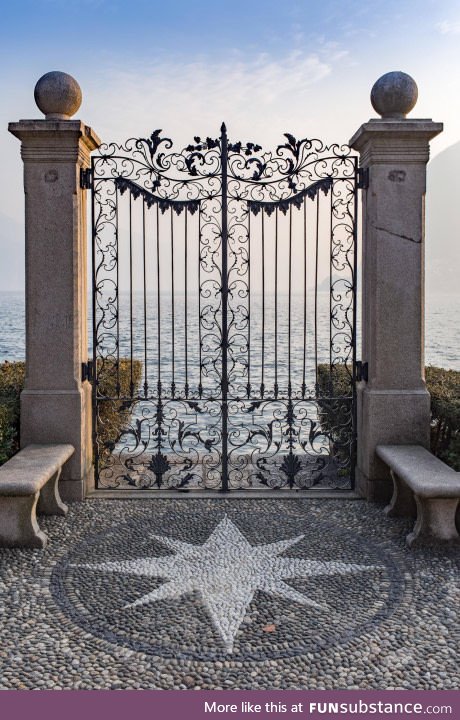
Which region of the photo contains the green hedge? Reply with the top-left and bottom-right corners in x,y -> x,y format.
317,364 -> 460,471
425,366 -> 460,471
0,360 -> 142,465
316,364 -> 353,468
0,361 -> 25,464
1,360 -> 459,471
96,359 -> 143,453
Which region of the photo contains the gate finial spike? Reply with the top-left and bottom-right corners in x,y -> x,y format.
221,122 -> 227,134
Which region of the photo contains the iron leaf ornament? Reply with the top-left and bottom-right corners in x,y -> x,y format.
92,123 -> 357,491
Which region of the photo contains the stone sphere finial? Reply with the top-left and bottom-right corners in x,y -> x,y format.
34,71 -> 82,119
370,71 -> 418,119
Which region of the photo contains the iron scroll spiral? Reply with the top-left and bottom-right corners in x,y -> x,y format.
91,128 -> 357,490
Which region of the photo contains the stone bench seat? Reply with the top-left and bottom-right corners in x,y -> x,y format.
376,445 -> 460,547
0,444 -> 74,548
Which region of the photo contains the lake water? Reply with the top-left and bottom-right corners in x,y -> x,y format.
1,289 -> 457,489
1,290 -> 458,371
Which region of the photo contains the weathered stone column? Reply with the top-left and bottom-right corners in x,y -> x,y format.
9,72 -> 100,501
350,72 -> 443,501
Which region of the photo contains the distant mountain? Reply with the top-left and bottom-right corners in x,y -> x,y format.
426,142 -> 460,295
0,212 -> 24,291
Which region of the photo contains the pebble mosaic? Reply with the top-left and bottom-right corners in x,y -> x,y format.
0,498 -> 458,689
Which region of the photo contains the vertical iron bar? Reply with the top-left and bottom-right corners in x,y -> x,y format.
274,207 -> 278,398
155,203 -> 163,479
328,181 -> 334,483
115,185 -> 120,398
351,162 -> 359,489
156,204 -> 161,397
170,207 -> 175,397
288,204 -> 292,397
314,193 -> 319,388
129,192 -> 134,397
247,208 -> 251,398
220,122 -> 229,492
302,197 -> 307,398
330,181 -> 333,373
261,210 -> 265,398
143,198 -> 148,398
198,205 -> 202,397
91,158 -> 98,487
287,203 -> 294,488
184,209 -> 189,397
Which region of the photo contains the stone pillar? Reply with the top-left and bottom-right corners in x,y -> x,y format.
9,72 -> 100,501
349,72 -> 443,501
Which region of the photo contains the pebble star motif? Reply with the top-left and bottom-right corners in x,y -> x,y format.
75,516 -> 379,652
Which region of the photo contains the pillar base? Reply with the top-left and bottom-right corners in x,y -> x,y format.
20,387 -> 92,494
59,477 -> 86,502
357,387 -> 430,500
355,466 -> 393,502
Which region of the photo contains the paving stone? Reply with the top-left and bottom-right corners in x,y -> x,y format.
0,498 -> 458,689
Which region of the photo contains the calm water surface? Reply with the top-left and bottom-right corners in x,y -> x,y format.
0,291 -> 458,371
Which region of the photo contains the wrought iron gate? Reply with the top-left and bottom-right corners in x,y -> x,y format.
89,125 -> 359,491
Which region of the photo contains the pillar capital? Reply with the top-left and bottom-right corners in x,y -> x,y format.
8,120 -> 100,166
350,119 -> 443,167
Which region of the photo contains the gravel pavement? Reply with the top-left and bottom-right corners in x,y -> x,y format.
0,498 -> 458,690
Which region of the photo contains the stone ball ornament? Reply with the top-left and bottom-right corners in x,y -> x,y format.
34,71 -> 82,119
371,71 -> 418,119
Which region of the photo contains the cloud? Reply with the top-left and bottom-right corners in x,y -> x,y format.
436,20 -> 460,35
84,49 -> 351,150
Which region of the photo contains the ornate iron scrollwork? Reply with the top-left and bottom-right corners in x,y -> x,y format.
91,126 -> 358,491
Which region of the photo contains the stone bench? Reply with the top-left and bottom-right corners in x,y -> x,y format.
0,444 -> 74,548
376,444 -> 460,547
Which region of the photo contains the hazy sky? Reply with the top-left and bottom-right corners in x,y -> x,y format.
0,0 -> 459,289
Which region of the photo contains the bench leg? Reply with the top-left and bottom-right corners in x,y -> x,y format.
384,470 -> 417,518
37,468 -> 68,516
407,496 -> 460,547
0,492 -> 48,548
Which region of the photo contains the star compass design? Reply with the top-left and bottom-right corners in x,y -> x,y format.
71,516 -> 381,654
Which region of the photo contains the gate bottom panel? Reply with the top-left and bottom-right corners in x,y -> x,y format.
94,397 -> 354,491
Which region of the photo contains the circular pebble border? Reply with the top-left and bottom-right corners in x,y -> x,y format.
0,498 -> 458,690
51,506 -> 404,661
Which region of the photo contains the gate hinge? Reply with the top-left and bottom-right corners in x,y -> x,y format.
81,360 -> 94,382
356,361 -> 368,383
357,167 -> 369,190
80,167 -> 93,190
